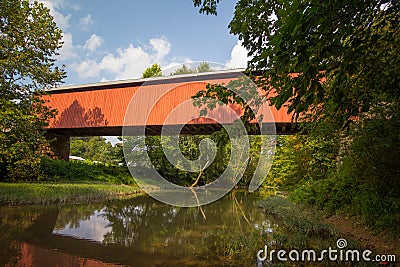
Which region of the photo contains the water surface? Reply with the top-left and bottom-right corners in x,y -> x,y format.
0,191 -> 273,267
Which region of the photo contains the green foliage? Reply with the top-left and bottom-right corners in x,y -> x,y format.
70,137 -> 121,165
141,63 -> 162,78
171,64 -> 196,76
40,157 -> 136,185
192,0 -> 220,15
265,133 -> 337,189
196,61 -> 213,73
193,0 -> 400,235
259,196 -> 337,242
292,108 -> 400,233
171,62 -> 214,76
192,75 -> 265,123
194,0 -> 400,124
123,131 -> 266,187
229,0 -> 399,125
0,0 -> 65,181
257,196 -> 367,265
199,229 -> 265,263
126,135 -> 227,186
266,115 -> 400,234
142,62 -> 214,78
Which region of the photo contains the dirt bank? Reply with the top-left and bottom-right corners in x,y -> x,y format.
325,215 -> 399,260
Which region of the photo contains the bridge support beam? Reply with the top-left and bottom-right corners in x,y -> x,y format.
46,132 -> 70,161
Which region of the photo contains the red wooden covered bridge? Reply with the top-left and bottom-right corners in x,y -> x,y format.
44,69 -> 295,160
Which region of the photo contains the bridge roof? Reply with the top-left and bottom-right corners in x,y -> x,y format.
46,69 -> 246,93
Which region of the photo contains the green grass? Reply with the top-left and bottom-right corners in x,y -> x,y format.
258,196 -> 346,251
0,182 -> 142,205
257,196 -> 396,266
259,196 -> 337,237
0,157 -> 143,206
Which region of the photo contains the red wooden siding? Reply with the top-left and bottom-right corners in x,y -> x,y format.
44,75 -> 293,132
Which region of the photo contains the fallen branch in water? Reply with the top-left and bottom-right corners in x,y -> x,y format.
189,161 -> 209,220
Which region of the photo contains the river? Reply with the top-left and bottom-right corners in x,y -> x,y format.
0,190 -> 278,267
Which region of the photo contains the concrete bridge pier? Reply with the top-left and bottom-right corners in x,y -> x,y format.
46,132 -> 70,161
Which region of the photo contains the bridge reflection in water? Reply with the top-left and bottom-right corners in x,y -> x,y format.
2,192 -> 273,267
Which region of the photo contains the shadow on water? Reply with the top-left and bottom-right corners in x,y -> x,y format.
0,191 -> 274,267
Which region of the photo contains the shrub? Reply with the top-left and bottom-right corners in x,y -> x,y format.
40,157 -> 136,185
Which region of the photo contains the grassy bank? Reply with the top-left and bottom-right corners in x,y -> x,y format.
0,157 -> 143,206
258,196 -> 340,249
259,196 -> 400,261
0,182 -> 142,205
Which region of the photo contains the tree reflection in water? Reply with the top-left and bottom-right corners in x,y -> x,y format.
1,191 -> 273,266
96,191 -> 271,260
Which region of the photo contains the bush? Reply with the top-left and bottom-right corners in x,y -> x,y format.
291,110 -> 400,234
265,133 -> 337,189
270,106 -> 400,235
40,157 -> 136,185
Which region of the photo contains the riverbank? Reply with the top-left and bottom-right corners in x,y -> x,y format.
0,182 -> 142,206
259,196 -> 399,262
325,214 -> 400,260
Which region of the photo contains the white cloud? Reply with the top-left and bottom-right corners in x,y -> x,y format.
71,37 -> 175,81
71,4 -> 81,11
105,45 -> 152,80
57,32 -> 77,61
226,40 -> 251,69
99,53 -> 124,74
71,59 -> 100,78
83,34 -> 103,52
79,14 -> 94,31
150,37 -> 171,61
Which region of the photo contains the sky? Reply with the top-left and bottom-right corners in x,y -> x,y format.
37,0 -> 250,86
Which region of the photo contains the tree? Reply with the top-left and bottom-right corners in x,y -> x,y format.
192,0 -> 400,231
0,0 -> 66,180
196,62 -> 213,73
171,64 -> 196,76
142,63 -> 162,78
171,62 -> 214,76
193,0 -> 400,126
70,137 -> 120,164
192,0 -> 220,15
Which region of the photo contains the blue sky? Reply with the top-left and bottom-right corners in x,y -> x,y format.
39,0 -> 250,85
